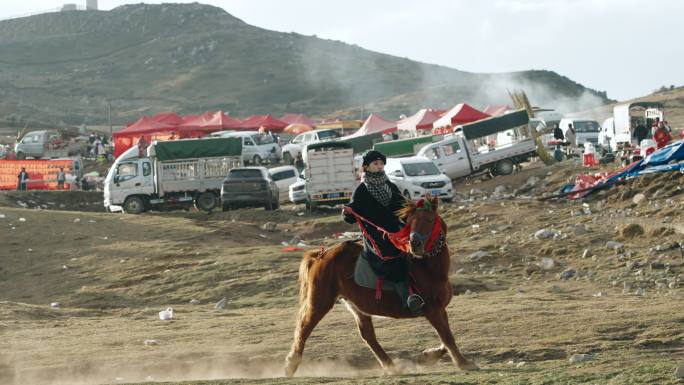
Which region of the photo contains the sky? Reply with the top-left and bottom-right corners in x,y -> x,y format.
2,0 -> 683,101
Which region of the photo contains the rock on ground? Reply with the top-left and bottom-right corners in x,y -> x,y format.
616,223 -> 645,239
568,353 -> 596,363
675,362 -> 684,379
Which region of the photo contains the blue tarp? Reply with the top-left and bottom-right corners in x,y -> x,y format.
641,140 -> 684,167
564,139 -> 684,198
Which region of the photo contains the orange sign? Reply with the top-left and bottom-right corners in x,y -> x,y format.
0,160 -> 75,190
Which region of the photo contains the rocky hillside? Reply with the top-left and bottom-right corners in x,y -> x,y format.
0,3 -> 611,128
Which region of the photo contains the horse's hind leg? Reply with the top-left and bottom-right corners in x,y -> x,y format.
424,308 -> 479,371
285,288 -> 336,377
346,304 -> 395,372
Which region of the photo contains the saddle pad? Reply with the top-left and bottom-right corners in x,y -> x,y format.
353,255 -> 395,291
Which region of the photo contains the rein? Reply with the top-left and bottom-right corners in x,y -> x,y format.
345,204 -> 444,259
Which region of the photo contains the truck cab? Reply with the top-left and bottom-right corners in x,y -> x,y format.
559,118 -> 601,148
281,128 -> 341,164
104,147 -> 154,212
215,131 -> 280,165
418,136 -> 471,178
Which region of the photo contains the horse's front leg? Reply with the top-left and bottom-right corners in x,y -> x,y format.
424,308 -> 479,371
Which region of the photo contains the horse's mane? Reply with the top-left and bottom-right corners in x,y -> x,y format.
396,199 -> 417,221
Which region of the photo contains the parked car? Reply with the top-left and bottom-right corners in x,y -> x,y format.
385,157 -> 454,202
281,128 -> 341,164
288,175 -> 306,204
213,131 -> 281,165
220,167 -> 279,211
268,165 -> 299,202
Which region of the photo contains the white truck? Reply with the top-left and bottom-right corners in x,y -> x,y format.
417,109 -> 537,178
302,141 -> 356,210
104,137 -> 242,214
598,101 -> 665,154
281,128 -> 341,164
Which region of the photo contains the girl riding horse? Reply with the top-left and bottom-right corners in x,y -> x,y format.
342,150 -> 425,314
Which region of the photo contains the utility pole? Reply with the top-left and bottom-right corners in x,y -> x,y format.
107,100 -> 112,136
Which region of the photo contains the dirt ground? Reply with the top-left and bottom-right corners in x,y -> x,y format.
1,159 -> 683,385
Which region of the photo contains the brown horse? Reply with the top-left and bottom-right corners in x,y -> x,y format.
285,195 -> 478,376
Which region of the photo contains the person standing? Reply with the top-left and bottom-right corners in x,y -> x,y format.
553,124 -> 565,141
654,123 -> 673,149
565,123 -> 577,156
633,121 -> 649,145
17,167 -> 29,191
57,167 -> 66,189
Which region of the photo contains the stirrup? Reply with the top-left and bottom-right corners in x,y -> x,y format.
407,294 -> 425,314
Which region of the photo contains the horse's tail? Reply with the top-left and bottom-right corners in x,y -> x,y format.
297,250 -> 318,309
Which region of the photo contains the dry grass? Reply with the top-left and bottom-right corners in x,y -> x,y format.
1,162 -> 683,384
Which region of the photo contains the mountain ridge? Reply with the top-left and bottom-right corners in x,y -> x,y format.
0,3 -> 611,128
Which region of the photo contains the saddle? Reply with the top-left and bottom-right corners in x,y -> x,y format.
353,254 -> 396,293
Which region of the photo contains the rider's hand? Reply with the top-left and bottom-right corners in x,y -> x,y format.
342,206 -> 352,214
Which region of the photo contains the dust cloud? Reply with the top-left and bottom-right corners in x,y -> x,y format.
3,353 -> 404,385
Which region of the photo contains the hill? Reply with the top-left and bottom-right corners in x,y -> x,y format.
567,85 -> 684,129
0,3 -> 611,129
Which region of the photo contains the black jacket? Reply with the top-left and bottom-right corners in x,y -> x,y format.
343,181 -> 409,281
553,127 -> 564,140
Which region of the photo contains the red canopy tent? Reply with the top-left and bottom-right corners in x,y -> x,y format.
432,103 -> 490,134
280,113 -> 316,127
113,116 -> 177,157
482,105 -> 511,117
151,112 -> 183,126
350,113 -> 397,137
284,123 -> 314,135
397,109 -> 442,133
177,111 -> 240,137
238,114 -> 288,132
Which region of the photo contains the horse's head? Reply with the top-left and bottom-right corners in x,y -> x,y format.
397,194 -> 440,258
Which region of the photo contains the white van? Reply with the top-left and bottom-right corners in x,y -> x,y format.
559,118 -> 600,148
214,131 -> 281,165
385,157 -> 454,202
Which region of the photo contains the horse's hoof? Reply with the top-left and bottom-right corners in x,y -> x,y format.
417,347 -> 445,366
458,360 -> 480,371
382,361 -> 401,375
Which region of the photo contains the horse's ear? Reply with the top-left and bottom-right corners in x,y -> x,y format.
431,196 -> 439,211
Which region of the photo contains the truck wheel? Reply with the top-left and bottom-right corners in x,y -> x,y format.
195,192 -> 217,212
495,159 -> 514,176
123,196 -> 145,214
305,198 -> 316,212
265,200 -> 274,211
16,151 -> 26,160
253,155 -> 262,165
282,152 -> 293,165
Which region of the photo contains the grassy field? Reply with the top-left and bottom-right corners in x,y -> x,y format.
1,161 -> 683,385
